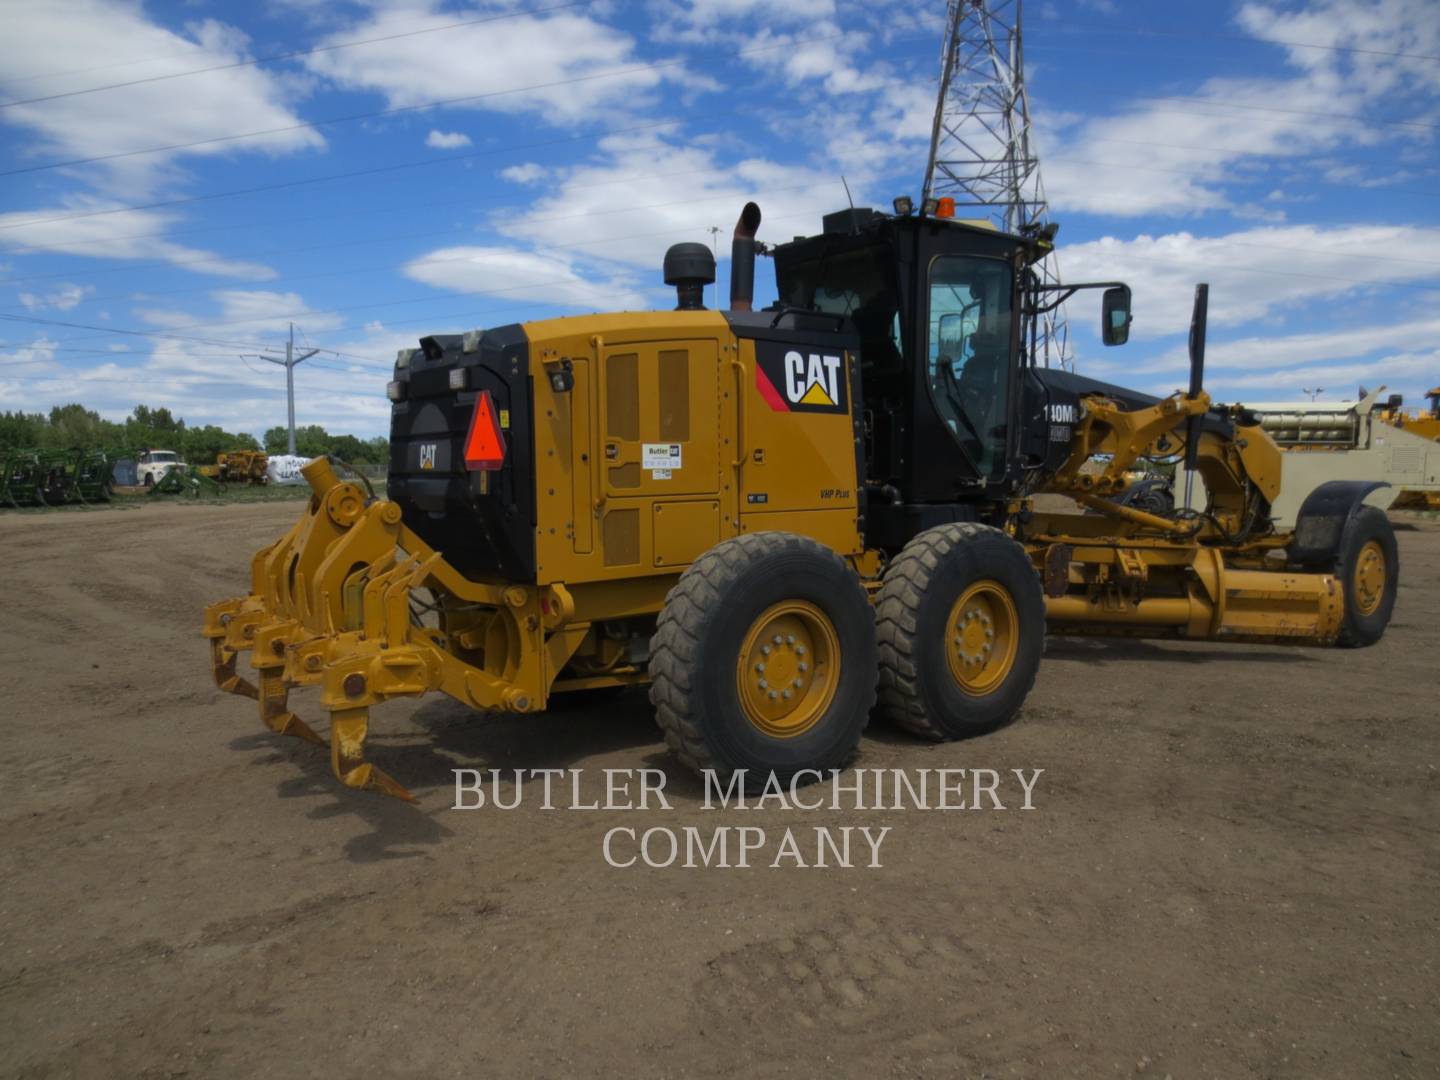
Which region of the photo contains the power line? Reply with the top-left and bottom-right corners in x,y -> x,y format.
1044,23 -> 1440,64
1068,248 -> 1440,295
4,127 -> 1433,276
3,87 -> 1430,250
0,1 -> 593,110
16,197 -> 848,353
0,29 -> 862,178
6,37 -> 1435,186
0,368 -> 386,401
0,162 -> 747,283
0,313 -> 279,351
0,114 -> 692,231
1147,92 -> 1438,133
0,180 -> 844,311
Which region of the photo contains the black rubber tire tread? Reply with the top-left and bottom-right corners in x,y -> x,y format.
876,522 -> 1045,740
1335,505 -> 1399,648
649,531 -> 877,785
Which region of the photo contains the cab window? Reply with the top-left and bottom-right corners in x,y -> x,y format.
927,256 -> 1013,477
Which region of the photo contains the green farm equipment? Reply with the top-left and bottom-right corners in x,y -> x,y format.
73,449 -> 116,503
34,448 -> 115,505
148,465 -> 224,499
3,450 -> 42,507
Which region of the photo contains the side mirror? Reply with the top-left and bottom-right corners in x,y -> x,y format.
1101,285 -> 1132,346
937,312 -> 965,360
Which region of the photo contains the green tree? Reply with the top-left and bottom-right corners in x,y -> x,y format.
293,424 -> 333,457
46,404 -> 118,449
328,433 -> 366,462
0,410 -> 47,451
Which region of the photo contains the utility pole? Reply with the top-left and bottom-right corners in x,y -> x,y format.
253,323 -> 318,455
923,0 -> 1071,369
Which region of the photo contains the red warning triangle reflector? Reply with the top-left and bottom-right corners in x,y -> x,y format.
463,390 -> 506,471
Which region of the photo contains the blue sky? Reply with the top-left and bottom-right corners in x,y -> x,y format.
1,0 -> 1436,440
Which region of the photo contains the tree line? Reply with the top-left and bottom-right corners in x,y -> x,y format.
0,403 -> 388,466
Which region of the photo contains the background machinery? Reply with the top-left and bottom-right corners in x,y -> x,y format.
1181,387 -> 1440,519
199,450 -> 271,486
2,447 -> 114,507
205,201 -> 1399,801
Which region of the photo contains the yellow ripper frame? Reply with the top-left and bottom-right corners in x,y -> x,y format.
201,458 -> 572,801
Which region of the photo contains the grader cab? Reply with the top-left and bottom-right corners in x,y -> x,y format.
204,201 -> 1397,801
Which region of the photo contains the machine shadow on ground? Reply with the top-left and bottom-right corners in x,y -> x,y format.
1043,636 -> 1324,666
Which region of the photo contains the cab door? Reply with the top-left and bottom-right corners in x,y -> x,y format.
924,254 -> 1016,481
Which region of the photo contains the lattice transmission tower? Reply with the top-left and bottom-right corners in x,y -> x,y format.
922,0 -> 1071,369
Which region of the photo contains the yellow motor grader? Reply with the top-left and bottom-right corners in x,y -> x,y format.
204,201 -> 1397,801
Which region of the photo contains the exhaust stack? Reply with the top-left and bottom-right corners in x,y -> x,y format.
729,202 -> 762,312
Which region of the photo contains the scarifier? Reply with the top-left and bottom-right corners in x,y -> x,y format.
204,200 -> 1398,800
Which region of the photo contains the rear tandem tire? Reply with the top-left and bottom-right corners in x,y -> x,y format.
649,532 -> 878,789
876,523 -> 1045,740
1335,505 -> 1398,648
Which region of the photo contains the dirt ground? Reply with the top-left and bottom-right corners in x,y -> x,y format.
1,501 -> 1436,1079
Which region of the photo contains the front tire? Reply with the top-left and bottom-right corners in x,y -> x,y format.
650,532 -> 877,787
876,523 -> 1044,740
1335,506 -> 1398,647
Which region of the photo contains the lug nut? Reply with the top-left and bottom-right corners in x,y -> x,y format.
761,645 -> 771,656
782,689 -> 792,700
768,691 -> 778,700
798,662 -> 808,673
786,635 -> 795,645
796,645 -> 806,656
773,634 -> 783,645
755,662 -> 765,673
758,679 -> 768,690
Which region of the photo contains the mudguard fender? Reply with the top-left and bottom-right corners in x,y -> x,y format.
1289,479 -> 1389,567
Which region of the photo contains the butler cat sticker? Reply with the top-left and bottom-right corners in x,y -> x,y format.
754,341 -> 848,414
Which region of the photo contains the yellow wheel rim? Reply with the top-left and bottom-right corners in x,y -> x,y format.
1353,539 -> 1386,616
736,600 -> 841,738
944,580 -> 1019,696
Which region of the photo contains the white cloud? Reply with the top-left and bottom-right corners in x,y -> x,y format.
0,336 -> 59,369
1211,349 -> 1440,397
16,283 -> 93,312
426,129 -> 472,149
500,163 -> 551,185
0,203 -> 276,280
401,246 -> 649,312
647,0 -> 837,49
1038,0 -> 1440,218
1094,315 -> 1440,379
135,289 -> 345,340
0,313 -> 399,439
1237,0 -> 1440,94
305,7 -> 678,124
493,131 -> 847,269
1061,223 -> 1440,337
0,0 -> 323,195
